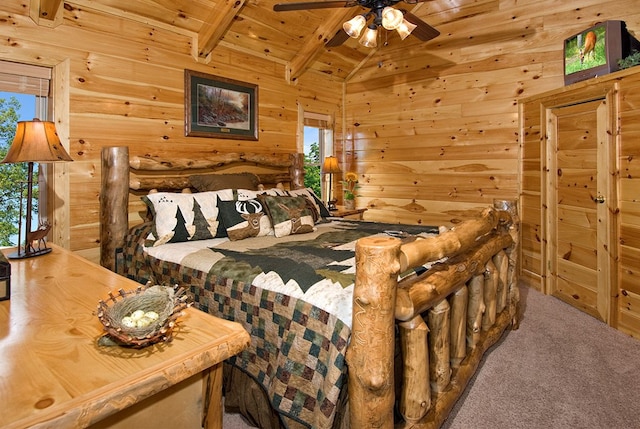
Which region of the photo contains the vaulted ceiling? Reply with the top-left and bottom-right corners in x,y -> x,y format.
29,0 -> 508,83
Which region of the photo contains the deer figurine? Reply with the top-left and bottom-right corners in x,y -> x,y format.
26,221 -> 52,254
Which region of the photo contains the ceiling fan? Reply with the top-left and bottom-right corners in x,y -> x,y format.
273,0 -> 440,48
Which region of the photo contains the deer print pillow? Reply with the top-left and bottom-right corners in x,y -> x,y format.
217,197 -> 274,241
258,195 -> 316,238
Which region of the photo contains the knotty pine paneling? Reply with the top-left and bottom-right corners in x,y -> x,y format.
0,1 -> 343,262
343,1 -> 640,340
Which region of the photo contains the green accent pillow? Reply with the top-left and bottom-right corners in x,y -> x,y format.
286,188 -> 331,220
258,195 -> 316,238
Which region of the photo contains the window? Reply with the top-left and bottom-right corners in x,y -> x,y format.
0,61 -> 52,247
302,112 -> 334,203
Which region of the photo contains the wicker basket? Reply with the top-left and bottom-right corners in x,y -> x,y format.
96,283 -> 191,348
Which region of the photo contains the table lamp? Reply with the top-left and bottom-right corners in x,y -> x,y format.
321,156 -> 342,211
1,119 -> 73,259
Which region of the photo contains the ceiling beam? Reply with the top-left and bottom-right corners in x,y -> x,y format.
198,0 -> 247,61
29,0 -> 64,28
286,8 -> 355,84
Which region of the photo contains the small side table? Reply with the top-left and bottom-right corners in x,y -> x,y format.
329,206 -> 367,220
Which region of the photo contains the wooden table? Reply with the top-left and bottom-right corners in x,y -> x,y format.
0,244 -> 250,429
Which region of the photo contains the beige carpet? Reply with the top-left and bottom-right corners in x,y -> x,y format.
224,286 -> 640,428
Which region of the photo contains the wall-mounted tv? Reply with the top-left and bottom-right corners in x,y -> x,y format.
564,20 -> 640,86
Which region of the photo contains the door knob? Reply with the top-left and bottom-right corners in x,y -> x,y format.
594,195 -> 605,204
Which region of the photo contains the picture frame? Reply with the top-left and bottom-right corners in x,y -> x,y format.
184,69 -> 258,140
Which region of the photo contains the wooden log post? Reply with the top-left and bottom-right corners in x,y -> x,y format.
347,236 -> 401,429
289,152 -> 305,189
398,315 -> 431,423
482,259 -> 498,331
493,250 -> 509,314
449,285 -> 468,368
100,146 -> 130,271
428,298 -> 451,393
493,199 -> 520,328
466,275 -> 485,349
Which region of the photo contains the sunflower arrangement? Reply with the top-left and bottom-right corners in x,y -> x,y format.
341,171 -> 359,201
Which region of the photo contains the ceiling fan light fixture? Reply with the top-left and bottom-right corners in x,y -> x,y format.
343,15 -> 367,38
381,7 -> 403,30
359,25 -> 378,47
396,18 -> 417,40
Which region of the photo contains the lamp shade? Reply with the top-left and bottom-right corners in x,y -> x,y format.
396,19 -> 417,40
343,15 -> 366,38
321,156 -> 342,174
381,7 -> 403,30
1,119 -> 73,164
359,26 -> 378,47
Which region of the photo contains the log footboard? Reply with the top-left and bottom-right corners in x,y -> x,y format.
348,203 -> 519,428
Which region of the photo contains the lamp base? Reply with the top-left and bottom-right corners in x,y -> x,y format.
6,246 -> 52,260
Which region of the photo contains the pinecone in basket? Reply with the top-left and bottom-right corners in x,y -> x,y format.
96,283 -> 191,348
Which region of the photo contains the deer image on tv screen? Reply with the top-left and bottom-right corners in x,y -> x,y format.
580,31 -> 597,64
565,26 -> 606,75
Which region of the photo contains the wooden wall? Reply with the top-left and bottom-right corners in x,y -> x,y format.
0,1 -> 343,262
519,67 -> 640,340
3,0 -> 640,280
344,0 -> 640,227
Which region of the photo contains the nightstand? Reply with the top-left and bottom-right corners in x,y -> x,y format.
1,244 -> 250,429
329,206 -> 367,220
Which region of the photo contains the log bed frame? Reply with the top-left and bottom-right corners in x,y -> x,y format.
100,146 -> 520,429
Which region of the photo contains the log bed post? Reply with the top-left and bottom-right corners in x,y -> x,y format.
289,152 -> 304,189
100,146 -> 130,270
347,236 -> 401,429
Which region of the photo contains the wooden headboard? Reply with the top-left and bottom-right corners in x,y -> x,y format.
100,146 -> 305,270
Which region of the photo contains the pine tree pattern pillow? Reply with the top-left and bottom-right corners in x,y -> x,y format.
144,190 -> 233,246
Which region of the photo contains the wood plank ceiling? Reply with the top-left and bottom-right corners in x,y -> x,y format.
27,0 -> 494,83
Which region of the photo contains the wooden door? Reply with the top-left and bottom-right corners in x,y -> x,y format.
545,96 -> 617,323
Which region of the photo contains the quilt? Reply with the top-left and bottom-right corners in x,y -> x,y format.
117,219 -> 438,429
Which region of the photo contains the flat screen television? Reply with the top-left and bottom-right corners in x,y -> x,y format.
563,20 -> 640,86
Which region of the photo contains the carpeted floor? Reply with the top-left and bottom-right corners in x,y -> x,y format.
224,286 -> 640,428
442,286 -> 640,429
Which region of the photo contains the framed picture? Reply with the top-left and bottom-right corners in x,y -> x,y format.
184,69 -> 258,140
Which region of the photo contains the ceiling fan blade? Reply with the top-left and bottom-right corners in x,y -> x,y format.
273,1 -> 358,12
326,29 -> 350,47
403,12 -> 440,42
